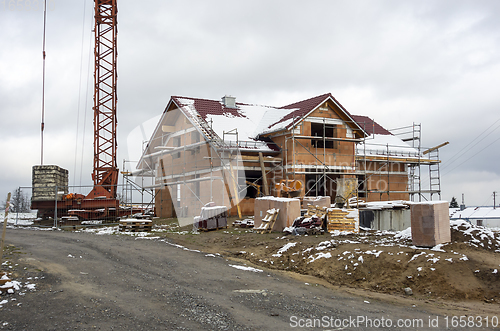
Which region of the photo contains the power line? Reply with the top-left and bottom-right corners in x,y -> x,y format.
441,117 -> 500,171
40,0 -> 47,165
79,26 -> 93,187
73,0 -> 88,187
442,134 -> 500,176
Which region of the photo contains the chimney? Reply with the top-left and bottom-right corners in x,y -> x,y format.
222,95 -> 236,108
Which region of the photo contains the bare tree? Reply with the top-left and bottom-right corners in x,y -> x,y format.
10,187 -> 31,213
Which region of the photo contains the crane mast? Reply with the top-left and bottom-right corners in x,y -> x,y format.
88,0 -> 118,199
32,0 -> 145,222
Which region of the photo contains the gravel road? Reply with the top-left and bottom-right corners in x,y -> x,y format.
0,228 -> 455,330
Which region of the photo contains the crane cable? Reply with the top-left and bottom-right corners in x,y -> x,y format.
73,0 -> 89,187
40,0 -> 47,165
80,32 -> 93,187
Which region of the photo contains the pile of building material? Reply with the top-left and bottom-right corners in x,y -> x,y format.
283,205 -> 359,235
32,165 -> 68,201
232,218 -> 254,228
194,204 -> 228,231
326,208 -> 359,233
254,196 -> 301,231
119,219 -> 152,232
410,201 -> 450,247
286,205 -> 324,235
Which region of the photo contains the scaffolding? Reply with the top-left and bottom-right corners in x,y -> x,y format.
135,105 -> 445,219
277,116 -> 362,201
389,123 -> 443,201
135,107 -> 251,221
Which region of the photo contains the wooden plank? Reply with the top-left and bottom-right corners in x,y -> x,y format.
306,205 -> 316,216
120,220 -> 152,225
258,152 -> 269,196
119,219 -> 152,232
327,222 -> 358,233
228,161 -> 242,219
241,155 -> 281,162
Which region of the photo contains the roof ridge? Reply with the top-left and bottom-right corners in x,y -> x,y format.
172,95 -> 217,103
280,93 -> 331,109
173,95 -> 281,109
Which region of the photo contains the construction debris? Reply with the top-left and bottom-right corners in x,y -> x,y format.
193,204 -> 228,231
119,219 -> 152,232
284,205 -> 359,235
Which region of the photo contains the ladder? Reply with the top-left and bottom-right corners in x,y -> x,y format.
183,110 -> 225,150
407,123 -> 422,201
428,149 -> 442,200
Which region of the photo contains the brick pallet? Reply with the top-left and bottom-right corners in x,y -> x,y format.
197,217 -> 228,231
119,219 -> 152,232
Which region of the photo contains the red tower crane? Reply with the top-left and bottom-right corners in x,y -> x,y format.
32,0 -> 142,222
87,0 -> 119,200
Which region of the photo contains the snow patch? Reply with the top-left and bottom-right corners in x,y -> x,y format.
228,264 -> 263,273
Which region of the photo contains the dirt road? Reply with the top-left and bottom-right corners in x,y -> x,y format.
0,228 -> 491,330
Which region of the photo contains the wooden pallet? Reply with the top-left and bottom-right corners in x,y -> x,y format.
326,209 -> 358,233
119,220 -> 152,232
327,209 -> 349,219
327,221 -> 357,233
306,205 -> 327,218
305,205 -> 316,216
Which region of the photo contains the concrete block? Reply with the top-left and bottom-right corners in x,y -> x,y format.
410,201 -> 450,247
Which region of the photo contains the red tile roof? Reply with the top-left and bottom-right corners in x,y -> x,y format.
351,115 -> 392,135
172,96 -> 247,120
171,93 -> 366,136
274,93 -> 332,129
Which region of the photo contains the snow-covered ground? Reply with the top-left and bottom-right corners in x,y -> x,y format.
2,217 -> 499,311
0,261 -> 39,309
4,213 -> 36,226
257,219 -> 500,277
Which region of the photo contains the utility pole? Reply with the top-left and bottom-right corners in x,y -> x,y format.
494,191 -> 497,209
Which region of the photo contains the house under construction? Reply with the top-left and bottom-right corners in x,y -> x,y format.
136,93 -> 444,218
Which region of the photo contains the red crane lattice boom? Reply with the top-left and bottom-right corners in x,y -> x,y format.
32,0 -> 144,222
88,0 -> 118,199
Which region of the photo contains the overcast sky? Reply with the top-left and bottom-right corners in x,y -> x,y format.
1,0 -> 499,206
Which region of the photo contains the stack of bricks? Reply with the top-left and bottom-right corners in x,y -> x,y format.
32,165 -> 69,201
410,201 -> 450,247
